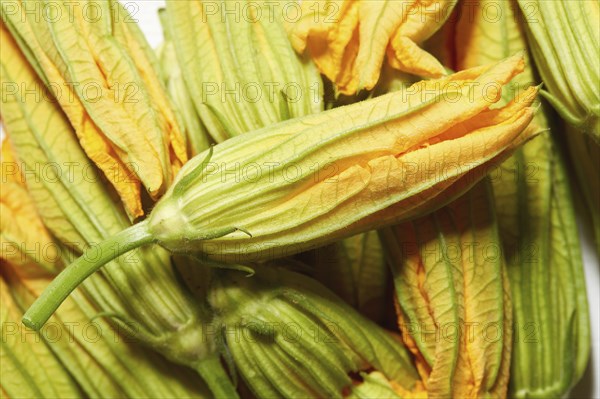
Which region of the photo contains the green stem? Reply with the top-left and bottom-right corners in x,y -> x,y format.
22,221 -> 154,330
195,356 -> 239,399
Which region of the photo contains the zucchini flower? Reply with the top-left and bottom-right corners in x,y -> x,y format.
0,25 -> 237,398
566,125 -> 600,254
1,0 -> 188,218
2,259 -> 209,398
1,260 -> 209,398
517,0 -> 600,141
164,0 -> 323,142
0,275 -> 83,399
156,8 -> 211,157
23,55 -> 541,330
380,180 -> 513,399
451,0 -> 591,396
0,145 -> 209,398
286,0 -> 457,94
0,142 -> 59,273
147,55 -> 538,260
207,265 -> 423,398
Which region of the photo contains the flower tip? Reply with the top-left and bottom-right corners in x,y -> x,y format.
493,52 -> 526,78
520,107 -> 541,140
521,85 -> 541,106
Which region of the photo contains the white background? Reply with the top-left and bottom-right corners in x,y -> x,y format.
1,1 -> 598,397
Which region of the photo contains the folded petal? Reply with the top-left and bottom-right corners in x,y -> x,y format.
288,0 -> 456,94
1,0 -> 188,216
451,0 -> 592,395
0,142 -> 59,273
381,180 -> 512,399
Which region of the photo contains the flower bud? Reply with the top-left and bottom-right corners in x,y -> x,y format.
286,0 -> 457,94
165,0 -> 323,142
24,56 -> 540,336
380,180 -> 512,399
451,1 -> 592,395
1,22 -> 237,398
1,2 -> 187,217
207,265 -> 421,398
0,275 -> 83,398
147,55 -> 538,262
517,0 -> 600,141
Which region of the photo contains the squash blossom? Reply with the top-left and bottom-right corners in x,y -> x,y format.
380,180 -> 513,399
206,265 -> 424,398
566,125 -> 600,255
451,0 -> 591,396
159,8 -> 408,395
155,9 -> 211,157
1,259 -> 210,398
286,0 -> 457,94
1,263 -> 210,398
0,149 -> 210,398
1,154 -> 81,397
164,0 -> 323,143
22,55 -> 540,330
0,275 -> 84,399
0,143 -> 59,273
0,25 -> 239,398
165,0 -> 394,328
1,0 -> 188,218
517,0 -> 600,141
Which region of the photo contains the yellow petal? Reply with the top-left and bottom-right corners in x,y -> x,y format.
287,0 -> 454,94
387,36 -> 447,78
353,1 -> 407,90
453,1 -> 591,395
145,56 -> 538,262
287,0 -> 356,78
0,275 -> 83,398
1,139 -> 19,183
386,0 -> 455,77
0,20 -> 139,244
1,9 -> 144,218
382,180 -> 512,399
45,2 -> 167,195
0,142 -> 59,272
2,1 -> 188,216
112,2 -> 188,176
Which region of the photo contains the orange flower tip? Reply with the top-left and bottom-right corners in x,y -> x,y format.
514,53 -> 526,71
500,52 -> 526,75
519,85 -> 540,105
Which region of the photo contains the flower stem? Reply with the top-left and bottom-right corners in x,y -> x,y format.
22,221 -> 154,330
195,356 -> 239,399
